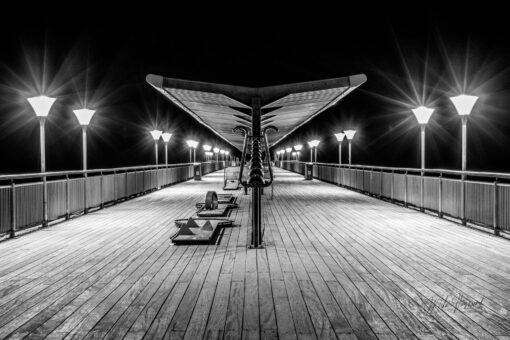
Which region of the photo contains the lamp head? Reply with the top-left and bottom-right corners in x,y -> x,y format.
73,108 -> 96,126
308,140 -> 320,148
149,129 -> 162,141
344,130 -> 356,140
450,94 -> 478,116
213,147 -> 220,153
286,147 -> 292,153
294,144 -> 303,151
202,144 -> 212,151
220,150 -> 225,154
161,132 -> 172,142
27,95 -> 56,117
411,106 -> 434,125
334,132 -> 345,142
186,140 -> 198,148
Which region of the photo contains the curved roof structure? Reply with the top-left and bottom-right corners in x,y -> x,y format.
146,74 -> 366,150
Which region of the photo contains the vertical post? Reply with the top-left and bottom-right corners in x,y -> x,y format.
165,143 -> 168,166
113,170 -> 117,203
82,127 -> 88,171
391,170 -> 394,202
314,148 -> 317,163
100,171 -> 104,209
420,125 -> 425,212
493,179 -> 499,236
461,116 -> 467,225
310,149 -> 313,162
193,148 -> 196,163
40,118 -> 48,228
10,180 -> 16,238
438,173 -> 443,218
250,97 -> 263,248
155,142 -> 158,165
404,171 -> 408,207
65,174 -> 70,219
348,141 -> 352,165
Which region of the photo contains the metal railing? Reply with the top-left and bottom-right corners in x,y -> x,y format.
0,161 -> 225,237
279,161 -> 510,235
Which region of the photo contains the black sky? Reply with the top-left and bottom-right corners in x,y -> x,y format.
1,5 -> 510,173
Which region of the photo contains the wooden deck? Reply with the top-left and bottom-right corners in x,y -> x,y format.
1,168 -> 510,340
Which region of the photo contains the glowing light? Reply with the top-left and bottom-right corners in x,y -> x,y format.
225,151 -> 230,155
149,129 -> 162,141
294,144 -> 303,151
450,94 -> 478,116
279,149 -> 285,154
292,152 -> 297,156
334,132 -> 345,142
308,140 -> 320,148
411,106 -> 434,125
161,132 -> 172,143
344,130 -> 356,140
186,140 -> 198,148
27,95 -> 56,117
286,147 -> 292,153
203,144 -> 212,151
213,147 -> 220,153
73,109 -> 96,126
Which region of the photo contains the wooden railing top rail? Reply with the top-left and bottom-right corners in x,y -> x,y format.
0,162 -> 223,181
279,160 -> 510,180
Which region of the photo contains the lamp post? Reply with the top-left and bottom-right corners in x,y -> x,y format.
411,107 -> 434,169
344,130 -> 356,165
149,130 -> 162,165
450,95 -> 478,172
27,95 -> 56,229
225,151 -> 230,163
294,144 -> 303,161
186,140 -> 198,163
307,140 -> 320,162
73,109 -> 96,171
285,147 -> 292,161
292,152 -> 297,160
334,133 -> 345,166
161,133 -> 172,166
450,94 -> 478,226
220,149 -> 225,161
203,144 -> 212,161
213,147 -> 220,162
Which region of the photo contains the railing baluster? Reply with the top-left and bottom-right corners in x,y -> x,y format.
494,179 -> 499,236
10,180 -> 16,238
66,174 -> 70,220
438,173 -> 443,218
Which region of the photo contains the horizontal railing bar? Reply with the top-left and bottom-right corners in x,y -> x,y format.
279,161 -> 510,180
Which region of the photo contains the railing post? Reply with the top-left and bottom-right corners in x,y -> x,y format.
391,170 -> 394,202
438,173 -> 443,218
380,169 -> 383,198
125,170 -> 128,200
42,175 -> 48,228
66,174 -> 70,220
420,170 -> 425,212
10,180 -> 16,238
83,173 -> 88,214
494,179 -> 500,236
404,171 -> 408,207
461,173 -> 466,225
113,170 -> 117,204
100,171 -> 104,209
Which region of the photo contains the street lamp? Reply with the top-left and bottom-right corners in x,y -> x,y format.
27,95 -> 56,172
161,133 -> 172,166
225,150 -> 230,163
294,144 -> 303,161
213,147 -> 220,161
411,106 -> 434,169
149,130 -> 162,165
292,151 -> 297,160
186,140 -> 199,163
27,95 -> 56,229
307,140 -> 320,162
203,144 -> 212,161
285,147 -> 292,161
73,109 -> 96,171
220,149 -> 225,161
344,130 -> 356,165
334,133 -> 345,166
450,95 -> 478,171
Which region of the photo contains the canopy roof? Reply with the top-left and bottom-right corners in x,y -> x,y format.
146,74 -> 366,150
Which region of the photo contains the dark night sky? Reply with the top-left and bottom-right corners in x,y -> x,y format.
1,4 -> 510,174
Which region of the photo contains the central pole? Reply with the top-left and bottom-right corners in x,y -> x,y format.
193,148 -> 196,163
310,149 -> 313,162
314,148 -> 317,163
250,97 -> 263,248
461,116 -> 467,172
420,125 -> 426,170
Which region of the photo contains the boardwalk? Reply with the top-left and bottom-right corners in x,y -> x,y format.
0,168 -> 510,339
